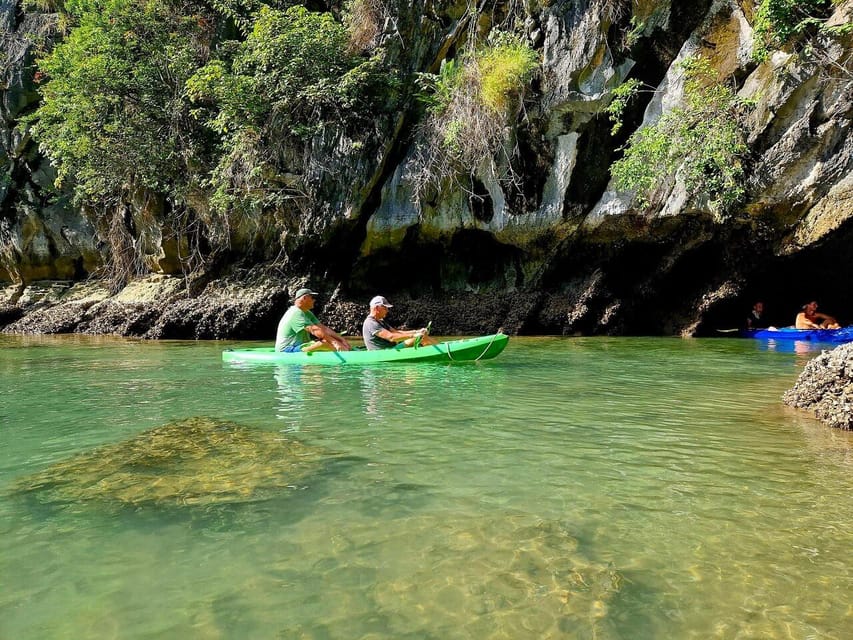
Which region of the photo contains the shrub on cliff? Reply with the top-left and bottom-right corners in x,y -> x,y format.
609,56 -> 751,213
25,0 -> 391,283
752,0 -> 840,62
186,5 -> 390,216
345,0 -> 388,53
410,30 -> 538,203
24,0 -> 219,286
27,0 -> 213,205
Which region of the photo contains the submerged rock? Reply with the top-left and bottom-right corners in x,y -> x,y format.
11,416 -> 326,507
367,515 -> 623,636
783,343 -> 853,430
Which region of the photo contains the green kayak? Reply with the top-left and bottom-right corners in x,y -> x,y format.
222,333 -> 509,365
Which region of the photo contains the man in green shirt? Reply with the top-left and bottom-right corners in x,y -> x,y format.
275,288 -> 351,352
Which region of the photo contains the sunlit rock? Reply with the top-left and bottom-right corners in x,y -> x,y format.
783,343 -> 853,430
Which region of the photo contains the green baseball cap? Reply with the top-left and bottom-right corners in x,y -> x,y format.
293,287 -> 318,299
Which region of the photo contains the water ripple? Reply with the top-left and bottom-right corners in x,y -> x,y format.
2,335 -> 853,638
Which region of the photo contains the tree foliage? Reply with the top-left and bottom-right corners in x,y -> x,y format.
186,5 -> 389,215
28,0 -> 391,228
605,78 -> 642,135
28,0 -> 214,204
610,56 -> 751,212
752,0 -> 839,61
188,5 -> 364,138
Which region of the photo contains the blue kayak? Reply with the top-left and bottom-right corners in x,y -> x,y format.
740,326 -> 853,343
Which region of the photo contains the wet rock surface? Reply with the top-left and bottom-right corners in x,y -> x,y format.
783,343 -> 853,430
0,274 -> 658,339
0,303 -> 22,324
0,273 -> 291,339
0,280 -> 539,338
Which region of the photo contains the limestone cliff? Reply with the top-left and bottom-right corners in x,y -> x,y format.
1,0 -> 852,337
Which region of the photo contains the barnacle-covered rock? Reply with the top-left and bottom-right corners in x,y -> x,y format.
783,343 -> 853,430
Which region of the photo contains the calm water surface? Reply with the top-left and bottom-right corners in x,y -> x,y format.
2,335 -> 852,639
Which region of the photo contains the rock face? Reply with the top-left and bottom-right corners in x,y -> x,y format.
0,273 -> 540,337
1,0 -> 853,338
0,5 -> 101,282
783,343 -> 853,430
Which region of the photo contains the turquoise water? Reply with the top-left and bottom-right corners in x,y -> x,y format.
2,334 -> 852,639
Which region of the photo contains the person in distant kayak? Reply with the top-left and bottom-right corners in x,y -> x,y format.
362,295 -> 436,350
795,300 -> 840,329
745,301 -> 768,329
275,287 -> 351,352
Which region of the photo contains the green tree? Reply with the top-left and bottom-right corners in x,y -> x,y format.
29,0 -> 214,205
186,5 -> 390,214
28,0 -> 391,281
25,0 -> 221,286
610,56 -> 751,213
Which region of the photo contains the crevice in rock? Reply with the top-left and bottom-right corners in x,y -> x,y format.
468,177 -> 494,223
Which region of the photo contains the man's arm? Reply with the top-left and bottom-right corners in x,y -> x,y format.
306,323 -> 351,351
795,313 -> 821,329
374,326 -> 425,343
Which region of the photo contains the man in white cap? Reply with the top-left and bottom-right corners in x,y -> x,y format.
362,295 -> 435,350
275,287 -> 351,352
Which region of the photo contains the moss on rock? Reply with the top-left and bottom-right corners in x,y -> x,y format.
11,416 -> 327,508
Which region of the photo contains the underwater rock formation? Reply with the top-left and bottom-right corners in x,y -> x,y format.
11,416 -> 327,507
357,513 -> 624,637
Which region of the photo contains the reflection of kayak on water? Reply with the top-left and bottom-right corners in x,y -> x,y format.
223,333 -> 509,365
739,327 -> 853,344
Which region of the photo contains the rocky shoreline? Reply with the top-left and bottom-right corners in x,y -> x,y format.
0,275 -> 288,340
0,274 -> 567,339
783,342 -> 853,431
